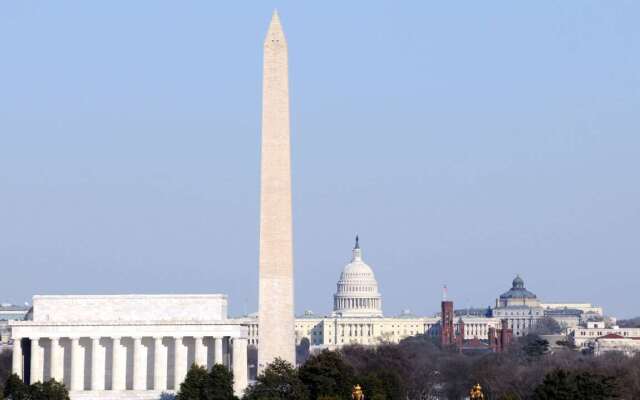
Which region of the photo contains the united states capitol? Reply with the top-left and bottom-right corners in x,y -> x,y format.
240,237 -> 603,350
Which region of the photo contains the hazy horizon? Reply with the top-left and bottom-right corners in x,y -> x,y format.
1,2 -> 639,318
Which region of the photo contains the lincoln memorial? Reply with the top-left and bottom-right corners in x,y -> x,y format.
9,294 -> 249,399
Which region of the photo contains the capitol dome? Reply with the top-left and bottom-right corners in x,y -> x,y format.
332,237 -> 383,317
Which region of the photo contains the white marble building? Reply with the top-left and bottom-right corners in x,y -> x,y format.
491,276 -> 545,336
10,294 -> 248,399
570,320 -> 640,350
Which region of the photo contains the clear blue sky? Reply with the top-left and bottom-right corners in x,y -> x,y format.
1,2 -> 638,318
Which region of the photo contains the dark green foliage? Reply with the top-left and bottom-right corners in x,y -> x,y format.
29,379 -> 70,400
3,374 -> 29,400
209,365 -> 235,400
0,350 -> 12,394
617,317 -> 640,328
298,350 -> 354,400
177,364 -> 235,400
341,345 -> 407,400
520,334 -> 550,358
533,369 -> 619,400
243,358 -> 308,400
296,338 -> 311,366
178,365 -> 211,400
533,317 -> 563,335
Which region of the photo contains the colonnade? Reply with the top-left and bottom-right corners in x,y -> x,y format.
12,335 -> 248,394
334,297 -> 380,310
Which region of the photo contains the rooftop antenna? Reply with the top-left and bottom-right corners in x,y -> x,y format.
442,285 -> 448,301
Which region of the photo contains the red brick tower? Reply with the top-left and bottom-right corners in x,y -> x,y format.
488,319 -> 513,352
499,319 -> 513,350
441,300 -> 455,347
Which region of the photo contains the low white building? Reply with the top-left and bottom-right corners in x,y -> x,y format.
9,294 -> 249,399
540,303 -> 603,318
570,321 -> 640,350
593,334 -> 640,357
1,304 -> 30,347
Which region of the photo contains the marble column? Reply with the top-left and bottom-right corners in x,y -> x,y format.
231,338 -> 248,396
111,337 -> 126,391
30,338 -> 42,384
153,337 -> 167,391
50,337 -> 63,382
70,337 -> 84,391
12,338 -> 23,379
194,336 -> 206,367
173,337 -> 185,390
214,337 -> 223,365
133,337 -> 146,390
91,337 -> 104,390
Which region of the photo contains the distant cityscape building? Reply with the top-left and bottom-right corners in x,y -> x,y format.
490,276 -> 602,336
570,320 -> 640,353
593,334 -> 640,357
0,304 -> 30,348
245,245 -> 606,351
491,275 -> 544,336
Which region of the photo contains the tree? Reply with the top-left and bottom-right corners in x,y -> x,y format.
518,334 -> 549,358
533,369 -> 619,400
341,345 -> 407,400
298,350 -> 354,399
296,338 -> 310,366
177,364 -> 213,400
533,317 -> 563,335
3,374 -> 29,400
29,379 -> 70,400
208,365 -> 235,400
0,350 -> 12,391
617,317 -> 640,328
243,358 -> 308,400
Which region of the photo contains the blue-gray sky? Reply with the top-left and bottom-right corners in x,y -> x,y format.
1,2 -> 639,318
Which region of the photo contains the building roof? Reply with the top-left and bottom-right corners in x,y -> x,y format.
0,304 -> 30,312
544,308 -> 583,316
499,275 -> 537,300
599,333 -> 625,340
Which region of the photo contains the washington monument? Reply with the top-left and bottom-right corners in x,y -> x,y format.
258,11 -> 295,369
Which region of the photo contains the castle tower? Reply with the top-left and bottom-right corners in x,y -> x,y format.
258,11 -> 295,370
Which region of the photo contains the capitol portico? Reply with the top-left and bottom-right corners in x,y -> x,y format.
10,295 -> 248,399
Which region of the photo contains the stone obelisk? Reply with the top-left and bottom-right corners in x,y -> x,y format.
258,11 -> 295,370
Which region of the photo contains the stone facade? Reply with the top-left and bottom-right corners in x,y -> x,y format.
593,334 -> 640,357
492,276 -> 603,336
1,304 -> 29,345
258,10 -> 295,370
10,295 -> 248,399
570,321 -> 640,350
243,313 -> 500,350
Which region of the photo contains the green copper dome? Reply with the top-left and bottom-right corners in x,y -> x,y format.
500,275 -> 537,299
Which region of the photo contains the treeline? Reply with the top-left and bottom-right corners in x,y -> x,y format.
618,317 -> 640,328
247,334 -> 640,399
